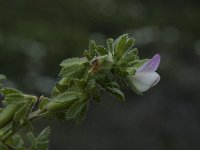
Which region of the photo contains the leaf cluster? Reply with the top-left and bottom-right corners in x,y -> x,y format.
0,34 -> 149,149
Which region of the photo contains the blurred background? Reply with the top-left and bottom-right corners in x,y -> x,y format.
0,0 -> 200,149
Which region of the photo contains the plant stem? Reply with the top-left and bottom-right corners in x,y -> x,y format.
1,109 -> 48,143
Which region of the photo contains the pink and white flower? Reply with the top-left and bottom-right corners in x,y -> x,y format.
129,54 -> 161,93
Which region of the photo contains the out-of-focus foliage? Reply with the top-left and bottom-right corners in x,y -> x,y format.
0,0 -> 200,150
0,75 -> 6,87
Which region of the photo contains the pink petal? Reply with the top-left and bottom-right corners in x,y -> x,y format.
137,54 -> 161,73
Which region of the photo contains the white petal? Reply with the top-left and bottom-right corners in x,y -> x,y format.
129,72 -> 160,93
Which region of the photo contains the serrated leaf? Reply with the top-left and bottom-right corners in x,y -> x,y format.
114,34 -> 136,63
3,133 -> 24,149
59,57 -> 88,84
39,97 -> 50,110
60,61 -> 87,77
117,48 -> 139,66
51,83 -> 68,96
83,50 -> 92,61
3,95 -> 26,105
124,37 -> 135,50
60,57 -> 88,67
36,127 -> 51,143
1,88 -> 28,106
59,63 -> 88,87
11,97 -> 34,132
30,127 -> 51,150
106,38 -> 114,54
89,84 -> 101,103
65,100 -> 88,122
88,40 -> 97,58
84,40 -> 99,61
95,73 -> 125,102
106,86 -> 125,101
96,46 -> 108,55
47,91 -> 84,112
27,132 -> 35,143
13,99 -> 32,122
53,91 -> 83,103
1,88 -> 23,97
114,34 -> 128,61
0,104 -> 20,128
76,102 -> 88,124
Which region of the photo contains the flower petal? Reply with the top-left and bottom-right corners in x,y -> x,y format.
129,72 -> 160,93
137,54 -> 161,73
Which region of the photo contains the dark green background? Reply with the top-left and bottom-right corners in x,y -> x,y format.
0,0 -> 200,149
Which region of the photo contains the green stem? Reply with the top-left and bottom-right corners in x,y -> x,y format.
1,109 -> 48,143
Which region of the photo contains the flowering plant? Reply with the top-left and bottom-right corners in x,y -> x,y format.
0,34 -> 160,150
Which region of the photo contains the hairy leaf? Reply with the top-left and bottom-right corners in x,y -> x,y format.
30,127 -> 51,150
65,100 -> 88,122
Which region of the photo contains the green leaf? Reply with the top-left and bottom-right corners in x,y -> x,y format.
47,91 -> 84,112
2,133 -> 24,149
106,86 -> 125,101
1,88 -> 23,97
59,57 -> 88,82
27,132 -> 35,143
106,38 -> 114,54
53,91 -> 83,103
51,83 -> 68,96
3,95 -> 27,106
0,104 -> 21,129
114,34 -> 128,61
39,97 -> 50,110
35,127 -> 51,143
1,88 -> 28,106
88,40 -> 98,58
59,60 -> 88,83
90,85 -> 101,103
84,40 -> 98,61
96,46 -> 108,55
113,34 -> 136,62
117,48 -> 139,66
30,127 -> 51,150
11,134 -> 24,148
72,79 -> 87,92
124,37 -> 135,51
13,99 -> 33,125
60,57 -> 88,67
95,73 -> 125,102
83,50 -> 92,61
65,100 -> 88,122
0,74 -> 6,87
104,81 -> 125,101
86,80 -> 101,103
